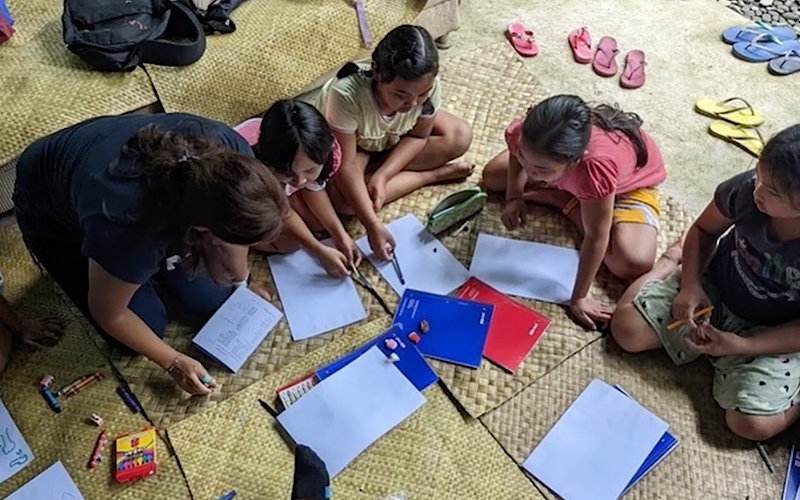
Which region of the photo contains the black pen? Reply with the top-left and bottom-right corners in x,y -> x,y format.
390,250 -> 405,285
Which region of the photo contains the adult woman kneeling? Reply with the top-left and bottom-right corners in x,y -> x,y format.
13,113 -> 287,395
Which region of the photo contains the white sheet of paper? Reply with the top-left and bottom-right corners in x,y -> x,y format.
192,286 -> 282,372
523,379 -> 668,500
6,461 -> 85,500
268,241 -> 366,341
356,214 -> 470,296
0,397 -> 33,483
277,346 -> 425,478
469,233 -> 580,304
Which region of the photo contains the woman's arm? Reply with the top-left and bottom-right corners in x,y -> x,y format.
87,260 -> 212,394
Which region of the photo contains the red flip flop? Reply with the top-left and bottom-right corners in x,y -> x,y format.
568,27 -> 592,64
620,50 -> 646,89
592,36 -> 619,76
507,22 -> 539,57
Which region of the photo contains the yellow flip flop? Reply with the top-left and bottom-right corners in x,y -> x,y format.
695,97 -> 765,127
708,120 -> 764,157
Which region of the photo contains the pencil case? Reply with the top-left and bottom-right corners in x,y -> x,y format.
425,188 -> 487,234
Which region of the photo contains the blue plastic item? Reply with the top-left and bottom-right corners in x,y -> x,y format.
0,0 -> 13,26
723,22 -> 797,44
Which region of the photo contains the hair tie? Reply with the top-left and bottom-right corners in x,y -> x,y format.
177,151 -> 199,166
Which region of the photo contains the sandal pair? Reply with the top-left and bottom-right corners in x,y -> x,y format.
569,29 -> 645,89
695,97 -> 765,157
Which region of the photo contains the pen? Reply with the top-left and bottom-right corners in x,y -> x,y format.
666,306 -> 714,331
390,250 -> 405,285
216,491 -> 237,500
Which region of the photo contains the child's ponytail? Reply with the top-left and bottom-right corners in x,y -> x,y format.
336,61 -> 362,79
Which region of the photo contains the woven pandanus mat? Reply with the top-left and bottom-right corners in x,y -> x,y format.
167,318 -> 541,500
481,338 -> 789,500
0,0 -> 156,166
144,0 -> 425,125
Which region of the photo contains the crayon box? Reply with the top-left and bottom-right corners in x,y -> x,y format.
114,427 -> 157,483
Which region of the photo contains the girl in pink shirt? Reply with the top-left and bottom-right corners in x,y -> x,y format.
237,100 -> 360,279
482,94 -> 667,329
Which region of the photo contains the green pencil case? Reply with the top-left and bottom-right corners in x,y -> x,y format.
425,187 -> 488,234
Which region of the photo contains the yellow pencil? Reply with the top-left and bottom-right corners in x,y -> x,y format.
667,305 -> 714,330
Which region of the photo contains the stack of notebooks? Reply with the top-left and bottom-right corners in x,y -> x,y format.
523,379 -> 678,500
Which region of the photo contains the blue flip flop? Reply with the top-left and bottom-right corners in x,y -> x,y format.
768,49 -> 800,75
733,35 -> 800,62
722,22 -> 797,44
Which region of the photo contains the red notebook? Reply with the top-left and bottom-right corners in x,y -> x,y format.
455,278 -> 550,373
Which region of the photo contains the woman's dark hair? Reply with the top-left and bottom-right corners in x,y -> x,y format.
336,25 -> 438,82
256,100 -> 335,183
521,94 -> 649,167
113,124 -> 288,255
761,124 -> 800,204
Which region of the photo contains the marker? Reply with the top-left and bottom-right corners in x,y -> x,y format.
666,306 -> 714,330
117,385 -> 141,413
390,251 -> 405,285
216,491 -> 237,500
39,385 -> 61,413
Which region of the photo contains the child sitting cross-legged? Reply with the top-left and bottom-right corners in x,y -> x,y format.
611,124 -> 800,441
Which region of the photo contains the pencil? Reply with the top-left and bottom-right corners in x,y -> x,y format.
666,306 -> 714,331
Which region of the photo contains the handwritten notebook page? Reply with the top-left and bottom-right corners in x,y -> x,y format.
193,286 -> 282,371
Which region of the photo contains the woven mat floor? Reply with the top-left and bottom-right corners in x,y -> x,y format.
144,0 -> 425,126
0,224 -> 189,499
167,317 -> 541,500
0,0 -> 156,166
108,43 -> 693,428
481,338 -> 790,500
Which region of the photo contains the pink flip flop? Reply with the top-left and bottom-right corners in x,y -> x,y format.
620,50 -> 646,89
507,22 -> 539,57
568,27 -> 592,63
592,36 -> 619,76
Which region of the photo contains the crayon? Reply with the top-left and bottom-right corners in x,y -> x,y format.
666,306 -> 714,331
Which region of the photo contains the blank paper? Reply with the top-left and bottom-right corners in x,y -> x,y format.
193,286 -> 282,372
469,233 -> 580,304
0,397 -> 33,483
523,379 -> 668,500
277,346 -> 425,478
356,214 -> 470,296
6,461 -> 85,500
268,241 -> 366,341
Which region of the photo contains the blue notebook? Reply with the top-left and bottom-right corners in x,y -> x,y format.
392,289 -> 493,368
614,385 -> 679,496
783,446 -> 800,500
315,323 -> 438,391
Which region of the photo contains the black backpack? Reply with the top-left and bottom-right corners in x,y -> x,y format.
62,0 -> 206,72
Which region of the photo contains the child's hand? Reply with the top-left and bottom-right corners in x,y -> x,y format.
570,297 -> 615,330
501,199 -> 527,230
685,324 -> 748,357
318,246 -> 350,278
367,222 -> 395,261
333,234 -> 362,267
368,175 -> 388,211
671,283 -> 711,328
248,283 -> 272,301
166,353 -> 215,395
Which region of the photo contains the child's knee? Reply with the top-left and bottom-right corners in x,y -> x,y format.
725,411 -> 783,441
610,307 -> 653,353
606,252 -> 653,281
449,119 -> 473,156
481,160 -> 506,193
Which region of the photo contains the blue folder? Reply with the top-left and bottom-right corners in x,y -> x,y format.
783,446 -> 800,500
614,385 -> 679,496
315,323 -> 438,391
392,289 -> 493,368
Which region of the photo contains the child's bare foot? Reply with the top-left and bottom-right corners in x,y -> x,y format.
17,314 -> 65,351
433,161 -> 474,183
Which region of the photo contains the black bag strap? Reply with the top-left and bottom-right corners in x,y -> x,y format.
140,1 -> 206,66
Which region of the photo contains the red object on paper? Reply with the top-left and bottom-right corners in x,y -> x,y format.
0,17 -> 13,44
455,278 -> 550,373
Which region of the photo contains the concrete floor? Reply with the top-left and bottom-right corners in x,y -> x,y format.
443,0 -> 800,215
